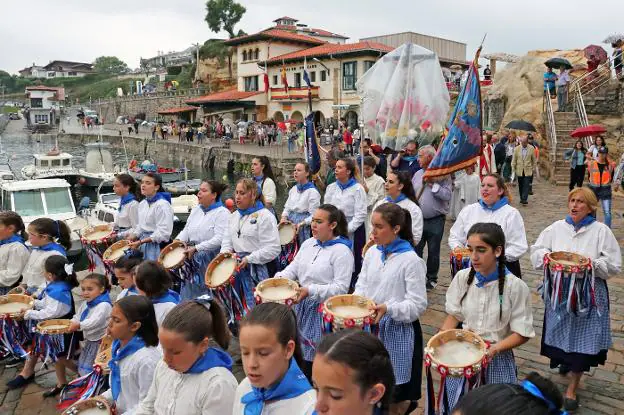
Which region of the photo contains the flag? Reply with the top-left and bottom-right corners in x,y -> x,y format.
303,57 -> 312,88
423,47 -> 483,179
305,113 -> 321,175
258,63 -> 269,93
281,61 -> 289,94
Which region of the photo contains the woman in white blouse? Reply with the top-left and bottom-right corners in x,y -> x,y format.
112,174 -> 139,239
251,156 -> 277,214
221,178 -> 281,312
280,162 -> 321,246
0,212 -> 29,295
126,173 -> 174,261
586,135 -> 606,161
373,170 -> 423,245
276,204 -> 354,379
175,180 -> 230,300
355,203 -> 427,413
442,222 -> 534,412
449,173 -> 528,278
324,158 -> 368,285
530,187 -> 621,412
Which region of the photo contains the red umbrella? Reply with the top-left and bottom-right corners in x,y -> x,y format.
571,125 -> 607,138
583,45 -> 608,64
276,122 -> 287,131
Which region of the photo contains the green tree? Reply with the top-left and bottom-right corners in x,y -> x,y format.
204,0 -> 246,79
93,56 -> 129,75
199,39 -> 229,65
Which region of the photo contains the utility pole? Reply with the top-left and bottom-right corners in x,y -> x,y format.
194,42 -> 201,87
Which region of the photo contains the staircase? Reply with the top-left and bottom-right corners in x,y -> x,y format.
549,111 -> 582,185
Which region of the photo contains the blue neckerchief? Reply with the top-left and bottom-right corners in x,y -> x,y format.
386,193 -> 407,204
109,336 -> 146,401
377,238 -> 412,262
479,196 -> 509,212
238,200 -> 264,217
41,281 -> 72,307
151,289 -> 180,305
336,177 -> 357,191
475,267 -> 510,288
33,242 -> 66,256
241,359 -> 311,415
118,194 -> 136,211
80,292 -> 112,321
185,347 -> 233,374
315,236 -> 353,250
0,234 -> 26,248
522,380 -> 568,415
565,214 -> 596,232
200,200 -> 224,214
253,175 -> 264,195
296,181 -> 316,193
146,192 -> 172,205
402,155 -> 417,162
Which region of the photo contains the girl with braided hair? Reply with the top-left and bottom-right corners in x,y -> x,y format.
441,222 -> 535,412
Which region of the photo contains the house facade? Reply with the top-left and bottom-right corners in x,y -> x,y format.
18,65 -> 47,79
42,60 -> 94,78
24,86 -> 65,128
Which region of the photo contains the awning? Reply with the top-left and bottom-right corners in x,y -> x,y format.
157,106 -> 198,115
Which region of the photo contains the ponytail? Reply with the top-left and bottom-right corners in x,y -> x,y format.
162,300 -> 231,350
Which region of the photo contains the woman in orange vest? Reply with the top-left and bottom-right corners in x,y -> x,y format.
587,146 -> 615,228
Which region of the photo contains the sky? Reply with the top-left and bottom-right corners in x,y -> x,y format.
1,0 -> 620,74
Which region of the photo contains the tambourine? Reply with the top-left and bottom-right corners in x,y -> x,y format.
255,278 -> 299,305
362,240 -> 375,258
61,396 -> 114,414
424,329 -> 488,378
36,319 -> 73,335
322,294 -> 376,332
278,222 -> 297,246
0,294 -> 34,318
544,251 -> 591,274
205,253 -> 238,289
94,335 -> 113,374
102,240 -> 131,265
158,241 -> 187,270
81,224 -> 116,245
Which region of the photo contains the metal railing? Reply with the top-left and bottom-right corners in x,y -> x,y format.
543,92 -> 558,162
569,57 -> 622,99
571,82 -> 594,148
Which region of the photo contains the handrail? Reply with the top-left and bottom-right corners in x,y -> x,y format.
543,93 -> 557,162
572,82 -> 593,148
569,57 -> 622,98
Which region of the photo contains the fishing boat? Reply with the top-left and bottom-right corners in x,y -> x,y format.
78,142 -> 125,188
128,159 -> 188,183
20,148 -> 80,183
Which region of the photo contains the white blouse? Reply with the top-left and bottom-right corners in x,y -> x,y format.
116,200 -> 140,238
323,182 -> 368,234
281,186 -> 321,225
101,346 -> 161,415
373,198 -> 424,245
448,203 -> 528,261
530,219 -> 621,279
24,293 -> 71,321
446,268 -> 535,343
154,302 -> 177,327
354,248 -> 427,323
71,302 -> 113,341
176,205 -> 230,252
0,241 -> 30,288
365,174 -> 386,209
261,177 -> 277,206
117,288 -> 138,301
135,360 -> 237,415
276,238 -> 353,303
220,209 -> 281,265
231,377 -> 316,415
133,199 -> 174,244
22,250 -> 64,291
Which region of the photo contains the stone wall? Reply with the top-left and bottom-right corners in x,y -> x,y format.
582,80 -> 622,115
483,92 -> 507,131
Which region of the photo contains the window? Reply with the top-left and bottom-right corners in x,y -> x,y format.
51,159 -> 61,167
68,71 -> 77,76
343,62 -> 357,90
62,158 -> 70,166
30,98 -> 43,108
244,76 -> 259,92
273,75 -> 278,86
254,48 -> 259,60
34,114 -> 48,123
310,71 -> 316,82
321,70 -> 327,82
294,73 -> 302,88
39,160 -> 48,167
13,190 -> 45,217
104,212 -> 115,223
242,50 -> 247,61
1,191 -> 10,211
248,49 -> 253,60
364,61 -> 375,73
43,188 -> 73,215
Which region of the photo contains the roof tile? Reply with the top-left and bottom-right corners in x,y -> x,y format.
267,41 -> 393,63
225,29 -> 326,46
185,89 -> 262,105
157,106 -> 198,114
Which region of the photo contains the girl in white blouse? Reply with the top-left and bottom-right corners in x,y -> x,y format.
324,158 -> 368,286
113,254 -> 142,301
372,170 -> 423,245
442,222 -> 535,412
221,179 -> 281,312
275,204 -> 353,378
127,173 -> 174,261
0,211 -> 30,295
175,180 -> 230,300
135,261 -> 180,326
355,203 -> 427,413
251,156 -> 277,214
101,295 -> 161,415
280,162 -> 321,246
7,256 -> 77,392
113,174 -> 140,239
449,173 -> 528,278
233,303 -> 315,415
136,297 -> 237,415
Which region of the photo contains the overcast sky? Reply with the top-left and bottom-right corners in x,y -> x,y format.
1,0 -> 620,74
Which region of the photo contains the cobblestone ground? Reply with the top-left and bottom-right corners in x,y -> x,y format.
0,179 -> 622,414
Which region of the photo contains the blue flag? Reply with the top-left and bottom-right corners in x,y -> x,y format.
305,113 -> 321,175
303,57 -> 312,88
424,48 -> 483,179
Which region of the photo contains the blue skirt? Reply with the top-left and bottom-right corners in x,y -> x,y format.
180,248 -> 219,301
234,252 -> 269,311
377,315 -> 415,385
287,211 -> 312,246
138,232 -> 163,261
294,297 -> 323,362
77,339 -> 102,376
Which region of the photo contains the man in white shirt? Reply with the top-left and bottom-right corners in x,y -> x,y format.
556,69 -> 571,112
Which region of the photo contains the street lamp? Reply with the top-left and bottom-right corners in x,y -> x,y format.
312,57 -> 330,72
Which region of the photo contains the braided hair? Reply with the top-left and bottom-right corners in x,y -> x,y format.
460,223 -> 507,320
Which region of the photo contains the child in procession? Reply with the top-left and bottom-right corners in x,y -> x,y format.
134,261 -> 180,326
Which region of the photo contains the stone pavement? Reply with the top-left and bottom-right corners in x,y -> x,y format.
1,179 -> 622,414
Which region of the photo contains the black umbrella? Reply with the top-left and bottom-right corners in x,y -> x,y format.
544,57 -> 573,70
505,120 -> 537,132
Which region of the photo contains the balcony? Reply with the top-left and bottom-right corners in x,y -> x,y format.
270,86 -> 319,101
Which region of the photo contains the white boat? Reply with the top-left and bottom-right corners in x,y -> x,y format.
171,194 -> 199,223
78,142 -> 125,188
0,179 -> 85,256
20,150 -> 80,184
